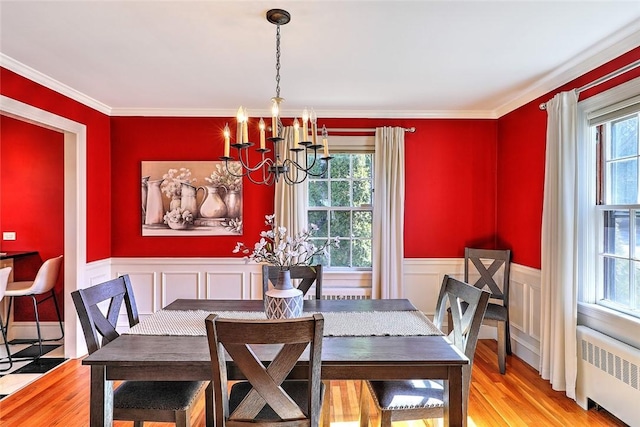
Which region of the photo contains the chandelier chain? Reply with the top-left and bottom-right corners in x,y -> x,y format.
275,24 -> 281,99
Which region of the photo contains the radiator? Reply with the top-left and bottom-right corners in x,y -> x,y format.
577,325 -> 640,426
304,287 -> 371,300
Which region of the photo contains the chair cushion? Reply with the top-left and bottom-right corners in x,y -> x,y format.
484,302 -> 508,321
114,380 -> 204,411
367,380 -> 444,410
229,380 -> 324,420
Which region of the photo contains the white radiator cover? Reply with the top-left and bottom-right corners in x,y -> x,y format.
577,325 -> 640,426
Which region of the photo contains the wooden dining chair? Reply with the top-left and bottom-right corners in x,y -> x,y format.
262,264 -> 323,299
72,275 -> 207,427
359,275 -> 490,427
462,247 -> 512,374
205,313 -> 325,426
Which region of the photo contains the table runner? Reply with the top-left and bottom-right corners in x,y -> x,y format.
124,309 -> 443,337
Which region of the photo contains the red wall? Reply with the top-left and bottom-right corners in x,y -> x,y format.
0,68 -> 112,262
497,46 -> 640,268
111,117 -> 499,258
0,116 -> 64,320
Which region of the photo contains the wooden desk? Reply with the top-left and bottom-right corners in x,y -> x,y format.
82,299 -> 468,426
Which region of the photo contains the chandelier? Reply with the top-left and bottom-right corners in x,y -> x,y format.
220,9 -> 332,185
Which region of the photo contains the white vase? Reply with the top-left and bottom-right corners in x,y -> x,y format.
264,269 -> 303,319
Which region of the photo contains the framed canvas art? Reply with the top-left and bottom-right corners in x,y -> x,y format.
141,161 -> 243,236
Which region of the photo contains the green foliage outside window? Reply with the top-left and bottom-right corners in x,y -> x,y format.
308,153 -> 373,268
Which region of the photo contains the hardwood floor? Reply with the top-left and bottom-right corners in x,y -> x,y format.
0,340 -> 627,426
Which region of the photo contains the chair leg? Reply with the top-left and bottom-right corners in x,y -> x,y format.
497,320 -> 506,374
205,382 -> 214,427
31,295 -> 44,359
133,421 -> 143,427
379,409 -> 392,427
0,311 -> 13,372
50,290 -> 65,340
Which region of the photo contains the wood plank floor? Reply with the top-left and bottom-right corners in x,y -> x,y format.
0,340 -> 627,426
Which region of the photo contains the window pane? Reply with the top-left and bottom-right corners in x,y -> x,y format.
607,159 -> 638,204
330,154 -> 350,179
309,211 -> 328,237
331,239 -> 351,267
307,154 -> 328,177
353,180 -> 372,206
353,211 -> 372,238
331,181 -> 350,206
353,154 -> 372,178
331,211 -> 351,237
604,210 -> 629,257
352,239 -> 372,268
603,256 -> 630,306
309,181 -> 328,207
610,115 -> 638,159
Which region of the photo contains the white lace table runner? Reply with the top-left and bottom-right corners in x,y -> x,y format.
124,310 -> 443,337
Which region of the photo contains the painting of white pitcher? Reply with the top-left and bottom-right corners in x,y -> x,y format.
141,161 -> 243,236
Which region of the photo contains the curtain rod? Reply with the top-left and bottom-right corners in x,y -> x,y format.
327,127 -> 416,133
539,59 -> 640,110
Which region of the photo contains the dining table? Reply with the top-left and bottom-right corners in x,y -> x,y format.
82,298 -> 469,427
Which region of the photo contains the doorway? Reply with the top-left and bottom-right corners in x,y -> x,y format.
1,95 -> 87,358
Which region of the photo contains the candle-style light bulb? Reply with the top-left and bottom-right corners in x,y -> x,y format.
223,123 -> 230,157
310,109 -> 318,145
259,118 -> 266,150
302,108 -> 309,142
242,107 -> 249,144
271,99 -> 280,138
236,106 -> 244,144
293,118 -> 300,145
322,125 -> 329,158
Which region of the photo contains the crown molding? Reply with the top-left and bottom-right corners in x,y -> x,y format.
110,107 -> 498,119
493,21 -> 640,118
0,53 -> 112,116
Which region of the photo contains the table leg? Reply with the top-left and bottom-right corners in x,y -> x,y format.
444,365 -> 465,427
90,365 -> 113,427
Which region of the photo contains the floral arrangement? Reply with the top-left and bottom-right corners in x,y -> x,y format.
205,163 -> 242,192
163,207 -> 194,229
161,168 -> 196,198
233,214 -> 339,269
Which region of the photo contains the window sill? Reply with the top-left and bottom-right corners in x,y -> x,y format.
578,302 -> 640,349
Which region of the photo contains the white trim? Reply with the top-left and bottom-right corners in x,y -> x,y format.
0,53 -> 111,116
0,95 -> 87,359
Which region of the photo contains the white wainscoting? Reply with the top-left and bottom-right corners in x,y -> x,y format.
37,256 -> 542,363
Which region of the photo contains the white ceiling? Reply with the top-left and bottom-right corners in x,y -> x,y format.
1,1 -> 640,118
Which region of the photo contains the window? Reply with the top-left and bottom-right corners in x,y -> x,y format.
593,99 -> 640,317
307,152 -> 373,268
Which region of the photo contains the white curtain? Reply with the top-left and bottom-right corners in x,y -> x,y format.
372,127 -> 405,299
539,90 -> 580,400
274,126 -> 308,235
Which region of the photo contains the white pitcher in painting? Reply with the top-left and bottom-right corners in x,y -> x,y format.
180,182 -> 198,217
141,176 -> 150,224
198,185 -> 227,218
145,179 -> 165,225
